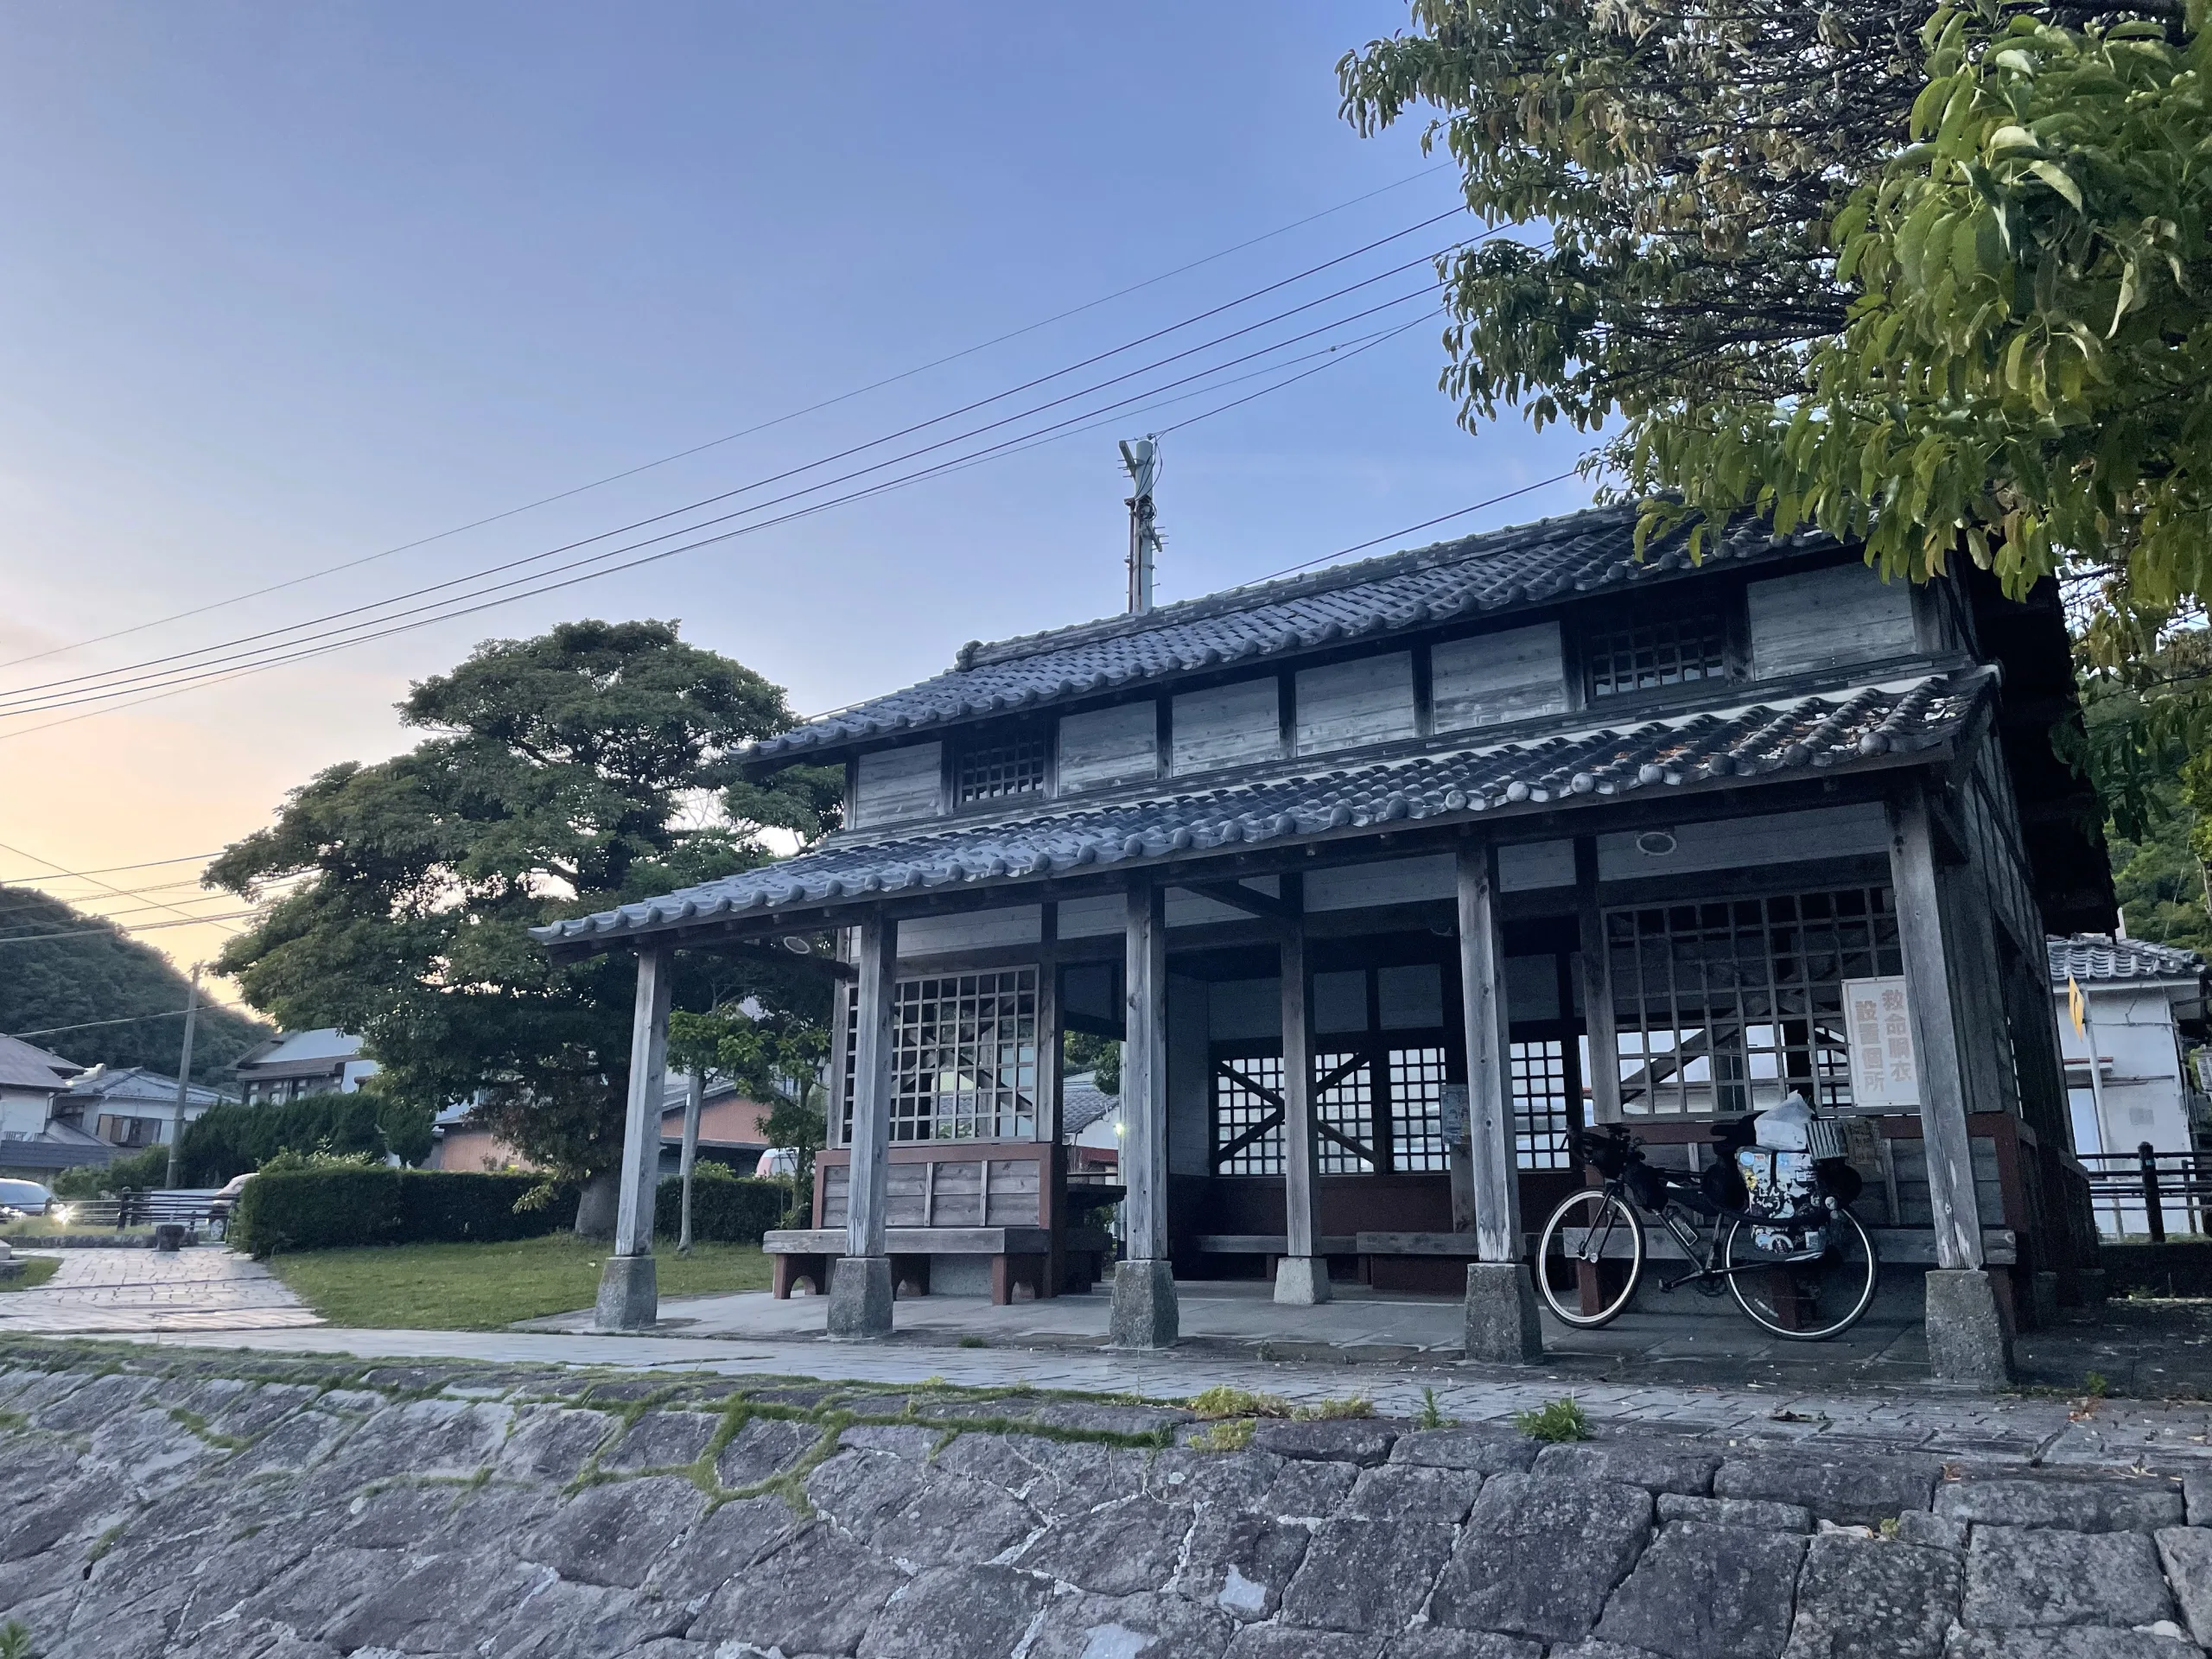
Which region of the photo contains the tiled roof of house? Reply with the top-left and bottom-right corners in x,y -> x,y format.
60,1065 -> 228,1108
1062,1073 -> 1119,1140
0,1034 -> 80,1093
743,505 -> 1847,762
2048,934 -> 2207,986
540,667 -> 1989,948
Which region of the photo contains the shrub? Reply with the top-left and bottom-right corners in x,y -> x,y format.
653,1173 -> 787,1244
1512,1396 -> 1592,1443
175,1093 -> 429,1186
231,1167 -> 577,1257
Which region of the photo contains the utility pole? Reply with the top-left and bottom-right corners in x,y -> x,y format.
1120,435 -> 1161,614
677,1068 -> 704,1255
167,965 -> 200,1190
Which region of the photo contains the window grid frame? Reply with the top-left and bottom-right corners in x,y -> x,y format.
1511,1039 -> 1573,1170
1586,611 -> 1731,700
1211,1052 -> 1286,1177
955,730 -> 1049,805
839,967 -> 1041,1143
1389,1045 -> 1452,1173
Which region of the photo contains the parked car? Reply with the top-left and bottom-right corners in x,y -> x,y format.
0,1179 -> 56,1218
754,1147 -> 800,1179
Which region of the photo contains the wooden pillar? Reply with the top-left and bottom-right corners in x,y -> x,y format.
1274,875 -> 1329,1304
1109,874 -> 1178,1346
1457,840 -> 1542,1360
1890,783 -> 2012,1382
1574,836 -> 1623,1125
830,910 -> 896,1338
1036,902 -> 1064,1300
594,944 -> 671,1332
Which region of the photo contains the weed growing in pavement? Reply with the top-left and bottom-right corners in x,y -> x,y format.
1295,1396 -> 1374,1421
1416,1387 -> 1452,1431
1512,1396 -> 1592,1443
1187,1386 -> 1292,1421
0,1618 -> 32,1659
1188,1417 -> 1258,1452
957,1336 -> 988,1349
2084,1371 -> 2111,1398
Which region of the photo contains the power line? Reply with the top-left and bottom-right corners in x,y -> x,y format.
0,851 -> 221,880
0,265 -> 1472,718
0,837 -> 238,933
1230,471 -> 1586,591
0,222 -> 1470,715
0,912 -> 259,945
5,1007 -> 200,1040
0,166 -> 1452,677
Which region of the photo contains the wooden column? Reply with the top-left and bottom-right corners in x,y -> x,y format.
1274,875 -> 1329,1304
1456,842 -> 1520,1262
613,945 -> 672,1259
1574,836 -> 1624,1126
595,944 -> 671,1332
830,910 -> 898,1338
1888,789 -> 1985,1271
1122,878 -> 1170,1262
846,911 -> 897,1261
1110,874 -> 1178,1345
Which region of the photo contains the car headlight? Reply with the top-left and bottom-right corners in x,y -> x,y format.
52,1204 -> 71,1225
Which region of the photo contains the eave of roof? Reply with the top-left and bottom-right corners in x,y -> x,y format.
741,505 -> 1847,766
542,667 -> 1989,952
2048,933 -> 2208,987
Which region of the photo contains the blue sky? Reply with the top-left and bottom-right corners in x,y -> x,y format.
0,2 -> 1594,969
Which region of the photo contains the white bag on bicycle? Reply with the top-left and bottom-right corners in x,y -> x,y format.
1751,1092 -> 1815,1151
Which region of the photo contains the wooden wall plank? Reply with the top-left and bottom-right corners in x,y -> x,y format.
1058,702 -> 1158,793
897,906 -> 1045,957
852,743 -> 944,828
1295,652 -> 1416,755
1432,623 -> 1568,731
1172,679 -> 1282,776
1749,564 -> 1918,678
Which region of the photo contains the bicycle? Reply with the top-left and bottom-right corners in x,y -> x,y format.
1533,1122 -> 1879,1341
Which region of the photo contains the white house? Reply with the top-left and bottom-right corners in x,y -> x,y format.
60,1065 -> 230,1151
0,1034 -> 105,1180
2050,933 -> 2210,1236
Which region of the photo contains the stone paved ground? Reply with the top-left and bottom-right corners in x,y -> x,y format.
9,1343 -> 2212,1659
0,1248 -> 318,1335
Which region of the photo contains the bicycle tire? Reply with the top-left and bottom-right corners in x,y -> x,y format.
1535,1187 -> 1644,1329
1723,1206 -> 1879,1341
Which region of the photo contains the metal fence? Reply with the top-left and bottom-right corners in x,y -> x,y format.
45,1189 -> 229,1232
2078,1145 -> 2212,1243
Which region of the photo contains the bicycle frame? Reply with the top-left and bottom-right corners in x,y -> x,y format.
1591,1175 -> 1832,1291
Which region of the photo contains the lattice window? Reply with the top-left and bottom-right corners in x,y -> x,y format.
1511,1039 -> 1573,1170
1212,1055 -> 1285,1176
1390,1046 -> 1450,1173
1587,612 -> 1729,699
1605,887 -> 1901,1117
1314,1052 -> 1376,1174
956,731 -> 1047,804
840,968 -> 1039,1142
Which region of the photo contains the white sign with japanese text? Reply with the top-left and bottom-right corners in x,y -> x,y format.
1843,976 -> 1918,1109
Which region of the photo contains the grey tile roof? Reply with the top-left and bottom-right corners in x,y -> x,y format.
745,505 -> 1843,762
1062,1073 -> 1119,1140
0,1033 -> 80,1092
539,668 -> 1989,949
2048,934 -> 2207,986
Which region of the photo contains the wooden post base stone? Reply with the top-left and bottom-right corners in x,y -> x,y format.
827,1255 -> 894,1340
1924,1267 -> 2013,1386
1463,1261 -> 1544,1363
1109,1258 -> 1179,1349
1273,1255 -> 1332,1306
593,1253 -> 658,1332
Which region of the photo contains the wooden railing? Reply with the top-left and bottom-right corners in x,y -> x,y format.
2078,1145 -> 2212,1243
46,1191 -> 227,1230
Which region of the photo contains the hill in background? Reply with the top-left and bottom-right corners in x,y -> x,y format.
0,885 -> 271,1077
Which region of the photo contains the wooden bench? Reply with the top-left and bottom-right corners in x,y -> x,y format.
764,1225 -> 1112,1304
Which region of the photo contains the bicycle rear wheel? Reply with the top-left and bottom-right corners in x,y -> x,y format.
1535,1188 -> 1644,1328
1723,1207 -> 1878,1340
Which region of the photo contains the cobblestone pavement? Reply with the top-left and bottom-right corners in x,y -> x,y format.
0,1246 -> 320,1334
7,1344 -> 2212,1659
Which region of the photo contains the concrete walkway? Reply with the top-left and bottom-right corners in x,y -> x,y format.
0,1245 -> 321,1334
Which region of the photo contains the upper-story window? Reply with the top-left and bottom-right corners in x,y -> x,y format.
1586,610 -> 1731,700
956,730 -> 1047,804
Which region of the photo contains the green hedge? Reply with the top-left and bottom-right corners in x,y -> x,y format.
232,1168 -> 577,1256
654,1171 -> 790,1243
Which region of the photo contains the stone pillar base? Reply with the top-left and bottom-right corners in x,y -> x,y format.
1109,1259 -> 1179,1348
1925,1267 -> 2014,1387
1464,1261 -> 1544,1363
2076,1267 -> 2109,1306
593,1253 -> 658,1332
827,1255 -> 893,1339
1273,1255 -> 1332,1306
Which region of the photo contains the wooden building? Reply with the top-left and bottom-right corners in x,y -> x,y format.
535,505 -> 2113,1381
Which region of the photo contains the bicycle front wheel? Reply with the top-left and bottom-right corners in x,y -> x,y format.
1723,1207 -> 1879,1340
1535,1188 -> 1644,1329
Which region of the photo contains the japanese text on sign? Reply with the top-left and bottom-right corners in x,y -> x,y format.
1842,976 -> 1917,1109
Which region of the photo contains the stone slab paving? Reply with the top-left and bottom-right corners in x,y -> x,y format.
0,1246 -> 321,1334
7,1343 -> 2212,1659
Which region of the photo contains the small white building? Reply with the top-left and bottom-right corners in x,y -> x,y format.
2050,934 -> 2210,1236
231,1029 -> 378,1105
0,1034 -> 105,1180
60,1065 -> 230,1150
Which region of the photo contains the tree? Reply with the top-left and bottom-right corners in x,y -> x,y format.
1341,0 -> 2202,599
669,1001 -> 831,1223
208,620 -> 841,1196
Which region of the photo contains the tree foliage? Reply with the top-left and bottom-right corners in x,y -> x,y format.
0,886 -> 268,1073
208,620 -> 841,1180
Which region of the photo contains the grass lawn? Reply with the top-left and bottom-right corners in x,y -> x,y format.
264,1234 -> 772,1330
0,1256 -> 61,1291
